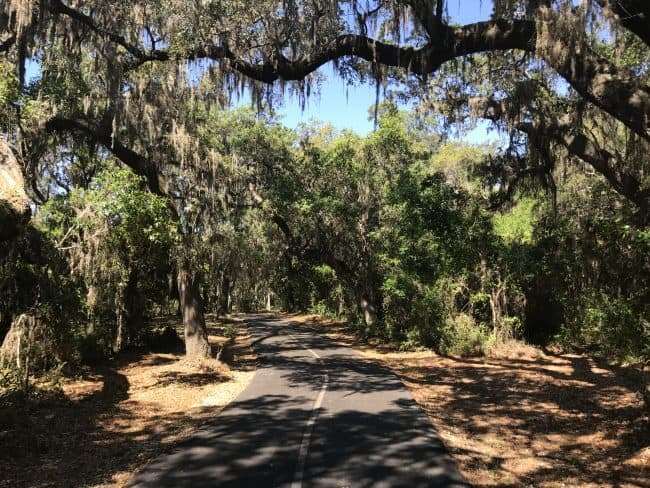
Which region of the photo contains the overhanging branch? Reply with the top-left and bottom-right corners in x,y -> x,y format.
597,0 -> 650,47
45,117 -> 164,196
473,96 -> 649,217
44,2 -> 650,141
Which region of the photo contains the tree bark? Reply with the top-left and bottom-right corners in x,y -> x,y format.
47,3 -> 650,142
125,269 -> 144,342
266,291 -> 272,311
360,294 -> 378,329
641,361 -> 650,414
0,139 -> 30,245
597,0 -> 650,48
113,281 -> 126,354
177,266 -> 211,358
45,117 -> 165,195
113,267 -> 144,353
219,274 -> 231,316
472,96 -> 650,219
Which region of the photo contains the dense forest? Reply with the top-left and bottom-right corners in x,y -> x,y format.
0,1 -> 649,483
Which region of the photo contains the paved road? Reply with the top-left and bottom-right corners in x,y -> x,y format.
129,315 -> 469,488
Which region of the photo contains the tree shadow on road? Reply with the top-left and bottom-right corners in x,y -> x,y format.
129,392 -> 468,488
128,315 -> 468,488
275,314 -> 649,487
0,318 -> 254,488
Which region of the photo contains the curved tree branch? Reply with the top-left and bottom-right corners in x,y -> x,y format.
125,20 -> 534,81
47,0 -> 150,60
44,117 -> 164,196
45,0 -> 650,142
473,96 -> 649,220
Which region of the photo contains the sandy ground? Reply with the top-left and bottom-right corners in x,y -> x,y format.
289,314 -> 650,488
0,316 -> 256,488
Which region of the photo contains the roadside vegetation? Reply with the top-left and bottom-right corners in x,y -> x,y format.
1,1 -> 649,486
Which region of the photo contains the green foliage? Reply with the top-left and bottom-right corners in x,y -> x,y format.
1,94 -> 647,377
0,359 -> 66,404
439,314 -> 492,357
0,61 -> 19,130
493,197 -> 536,244
0,226 -> 81,362
430,143 -> 487,193
36,163 -> 177,357
0,62 -> 18,102
256,106 -> 648,364
265,108 -> 505,350
469,292 -> 492,324
309,301 -> 337,318
528,182 -> 650,360
222,323 -> 238,341
481,170 -> 650,363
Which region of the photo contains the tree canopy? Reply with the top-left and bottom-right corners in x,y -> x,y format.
0,1 -> 648,390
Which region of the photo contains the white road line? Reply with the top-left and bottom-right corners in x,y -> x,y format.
288,331 -> 328,488
304,346 -> 321,360
288,332 -> 322,360
291,374 -> 328,488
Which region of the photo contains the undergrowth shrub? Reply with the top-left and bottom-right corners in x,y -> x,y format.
309,301 -> 337,319
439,313 -> 491,356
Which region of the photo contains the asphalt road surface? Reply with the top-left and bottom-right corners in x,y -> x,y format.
129,314 -> 469,488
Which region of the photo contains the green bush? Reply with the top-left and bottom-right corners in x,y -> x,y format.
556,292 -> 649,362
496,316 -> 523,341
469,291 -> 492,324
439,313 -> 492,356
309,301 -> 336,319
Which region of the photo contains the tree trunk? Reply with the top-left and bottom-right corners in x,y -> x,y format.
0,139 -> 30,246
125,269 -> 143,342
219,274 -> 231,316
642,361 -> 650,414
113,281 -> 126,354
177,266 -> 211,358
360,293 -> 378,329
167,270 -> 181,316
113,268 -> 144,353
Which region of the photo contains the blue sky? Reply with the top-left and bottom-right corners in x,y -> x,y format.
264,0 -> 501,144
270,67 -> 502,145
26,0 -> 503,145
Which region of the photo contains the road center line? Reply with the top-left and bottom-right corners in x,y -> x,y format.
291,374 -> 328,488
288,331 -> 329,488
304,346 -> 321,360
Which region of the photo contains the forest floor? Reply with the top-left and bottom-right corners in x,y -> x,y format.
289,313 -> 650,488
0,315 -> 256,488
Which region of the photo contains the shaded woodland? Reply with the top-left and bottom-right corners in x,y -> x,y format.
0,0 -> 648,477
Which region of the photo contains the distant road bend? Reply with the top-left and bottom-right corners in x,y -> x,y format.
130,314 -> 469,488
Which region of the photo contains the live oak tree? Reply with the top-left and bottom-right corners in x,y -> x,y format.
2,1 -> 648,212
2,0 -> 649,358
